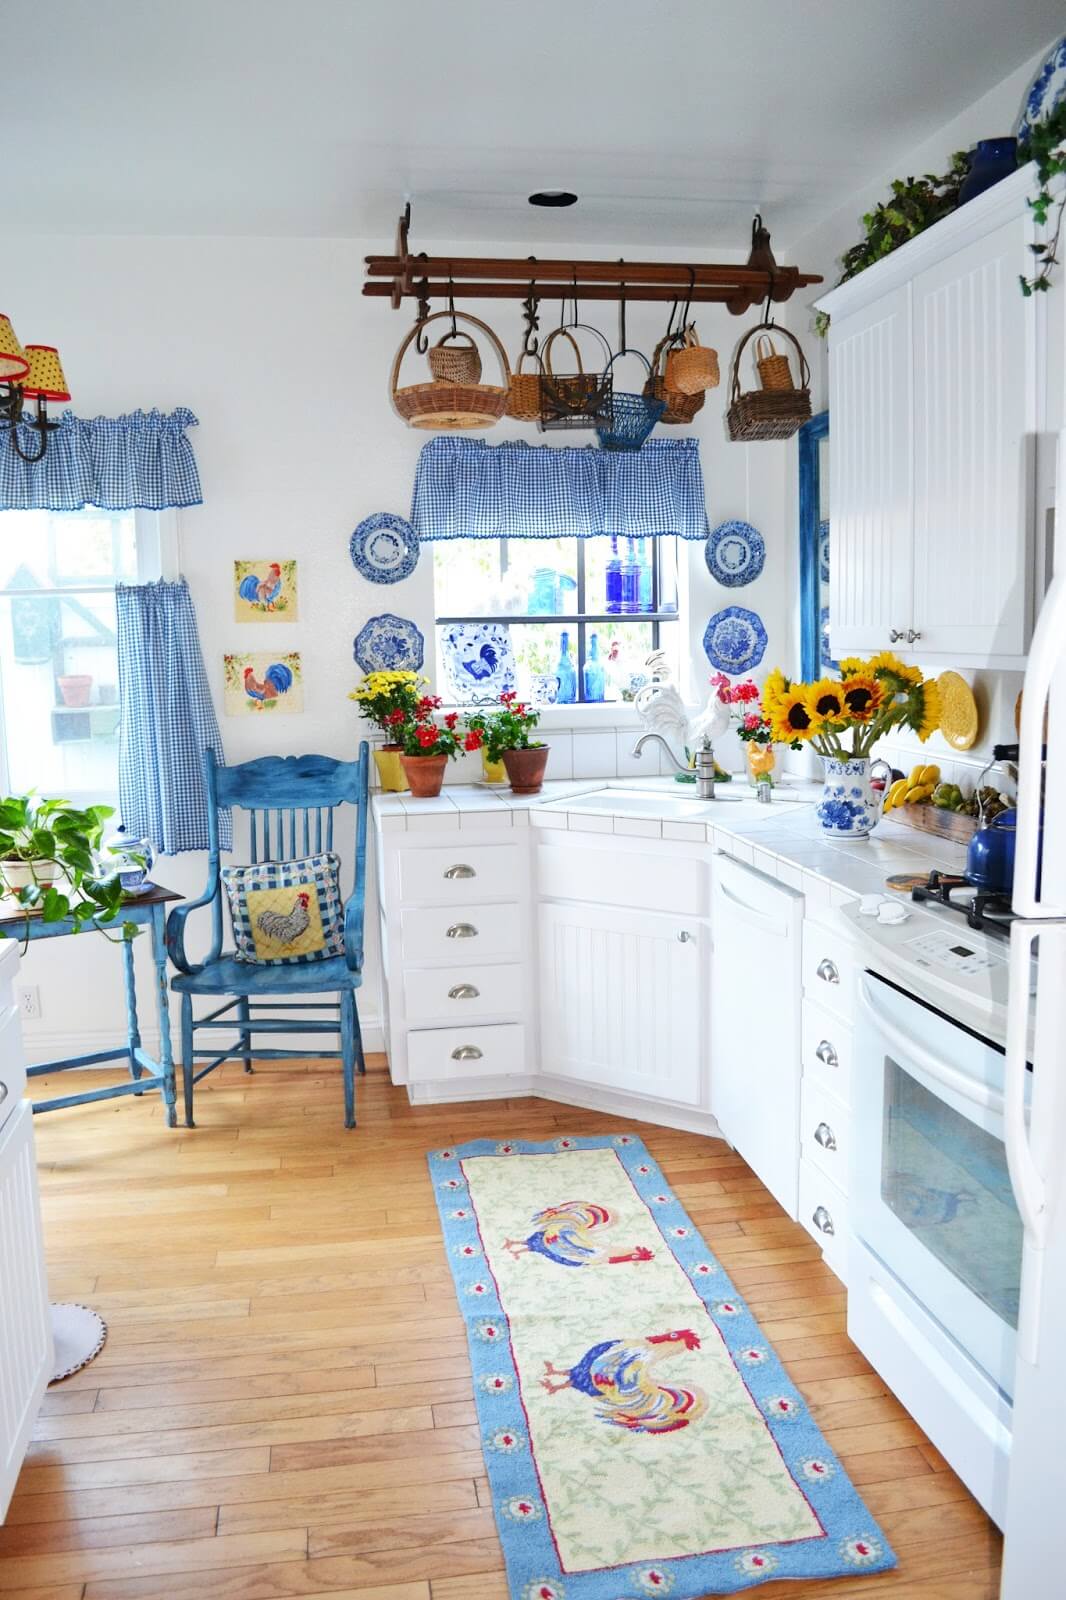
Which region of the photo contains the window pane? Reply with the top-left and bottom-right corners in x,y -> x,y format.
433,538 -> 578,617
0,509 -> 138,590
589,621 -> 660,702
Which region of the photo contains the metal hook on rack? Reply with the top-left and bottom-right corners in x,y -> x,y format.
617,260 -> 627,353
414,259 -> 431,353
522,257 -> 540,356
447,273 -> 458,338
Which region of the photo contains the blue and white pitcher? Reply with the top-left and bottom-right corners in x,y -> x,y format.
816,756 -> 893,838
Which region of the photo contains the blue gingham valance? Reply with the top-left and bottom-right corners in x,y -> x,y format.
0,408 -> 203,512
410,437 -> 709,541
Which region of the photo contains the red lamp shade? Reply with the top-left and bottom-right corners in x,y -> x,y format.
20,345 -> 71,403
0,314 -> 29,382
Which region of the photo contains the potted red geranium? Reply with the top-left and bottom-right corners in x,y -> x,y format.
398,696 -> 484,798
466,693 -> 548,794
711,673 -> 800,786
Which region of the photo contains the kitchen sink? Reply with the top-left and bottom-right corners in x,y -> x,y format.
543,785 -> 805,819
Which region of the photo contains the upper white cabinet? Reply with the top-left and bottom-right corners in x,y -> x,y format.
819,167 -> 1057,667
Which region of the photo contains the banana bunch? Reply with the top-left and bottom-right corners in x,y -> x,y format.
883,763 -> 941,812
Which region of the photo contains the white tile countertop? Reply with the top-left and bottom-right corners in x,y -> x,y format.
372,777 -> 970,908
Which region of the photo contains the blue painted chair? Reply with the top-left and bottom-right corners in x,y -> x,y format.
166,744 -> 370,1129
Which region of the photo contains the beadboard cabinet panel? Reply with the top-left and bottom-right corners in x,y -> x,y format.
828,284 -> 914,655
911,214 -> 1033,657
538,900 -> 704,1107
1,1102 -> 53,1520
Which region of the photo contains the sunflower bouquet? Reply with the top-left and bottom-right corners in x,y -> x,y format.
761,652 -> 941,757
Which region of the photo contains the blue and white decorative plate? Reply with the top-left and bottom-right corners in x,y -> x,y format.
704,520 -> 765,588
820,604 -> 838,671
1017,35 -> 1066,146
353,613 -> 425,674
703,606 -> 767,674
440,621 -> 516,705
818,518 -> 830,585
350,513 -> 420,584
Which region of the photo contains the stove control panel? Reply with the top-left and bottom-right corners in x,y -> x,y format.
906,927 -> 1004,977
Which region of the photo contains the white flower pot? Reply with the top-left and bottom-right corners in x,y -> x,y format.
1,859 -> 61,893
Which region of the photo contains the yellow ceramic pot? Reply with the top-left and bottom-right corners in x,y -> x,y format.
746,743 -> 776,786
481,749 -> 507,785
373,745 -> 408,793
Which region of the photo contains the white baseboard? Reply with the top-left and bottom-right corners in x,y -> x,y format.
403,1068 -> 725,1140
24,1016 -> 385,1069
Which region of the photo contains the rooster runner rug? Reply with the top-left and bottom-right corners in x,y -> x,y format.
430,1135 -> 896,1598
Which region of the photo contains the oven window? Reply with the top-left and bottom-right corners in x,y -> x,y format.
881,1059 -> 1022,1327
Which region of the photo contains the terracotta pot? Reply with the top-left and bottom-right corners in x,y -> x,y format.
502,744 -> 549,795
400,752 -> 449,798
481,748 -> 507,785
373,745 -> 408,793
58,674 -> 93,708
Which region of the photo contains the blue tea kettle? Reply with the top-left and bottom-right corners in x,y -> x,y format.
966,807 -> 1017,895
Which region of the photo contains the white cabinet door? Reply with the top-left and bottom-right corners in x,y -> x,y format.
828,283 -> 914,656
0,1101 -> 52,1521
710,856 -> 803,1218
538,901 -> 704,1107
911,214 -> 1033,658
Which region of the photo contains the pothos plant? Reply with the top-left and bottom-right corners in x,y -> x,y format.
0,794 -> 135,946
1020,100 -> 1066,295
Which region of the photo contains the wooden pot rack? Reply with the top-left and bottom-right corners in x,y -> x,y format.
364,206 -> 823,317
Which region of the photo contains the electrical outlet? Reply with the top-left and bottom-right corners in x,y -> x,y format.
18,985 -> 41,1021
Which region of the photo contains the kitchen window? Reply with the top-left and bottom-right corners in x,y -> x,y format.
433,536 -> 680,704
0,507 -> 167,803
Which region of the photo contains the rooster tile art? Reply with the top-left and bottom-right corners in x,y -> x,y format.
223,651 -> 303,715
233,557 -> 298,621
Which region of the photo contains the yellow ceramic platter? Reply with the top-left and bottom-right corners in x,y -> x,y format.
937,670 -> 979,750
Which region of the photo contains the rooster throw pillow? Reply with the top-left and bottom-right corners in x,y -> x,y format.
222,852 -> 345,964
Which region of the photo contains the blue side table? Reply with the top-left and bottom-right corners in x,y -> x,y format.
10,883 -> 182,1128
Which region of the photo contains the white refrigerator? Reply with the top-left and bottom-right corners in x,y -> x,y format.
999,433 -> 1066,1599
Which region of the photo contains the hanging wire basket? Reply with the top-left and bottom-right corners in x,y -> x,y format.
597,349 -> 665,451
539,324 -> 613,430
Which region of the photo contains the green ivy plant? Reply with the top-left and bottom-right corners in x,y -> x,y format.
1019,100 -> 1066,295
0,794 -> 135,946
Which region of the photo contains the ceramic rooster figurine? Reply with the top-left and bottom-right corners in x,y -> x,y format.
256,891 -> 310,946
238,562 -> 283,610
502,1201 -> 654,1270
541,1329 -> 707,1433
243,661 -> 294,708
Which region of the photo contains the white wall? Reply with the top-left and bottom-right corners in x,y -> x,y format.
3,232 -> 794,1063
783,40 -> 1060,784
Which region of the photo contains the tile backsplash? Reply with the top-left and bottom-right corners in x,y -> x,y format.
369,725 -> 663,788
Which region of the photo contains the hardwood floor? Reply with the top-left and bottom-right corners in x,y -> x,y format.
5,1056 -> 1002,1599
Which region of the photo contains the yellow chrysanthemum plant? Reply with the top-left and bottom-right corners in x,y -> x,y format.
348,670 -> 429,736
762,653 -> 940,759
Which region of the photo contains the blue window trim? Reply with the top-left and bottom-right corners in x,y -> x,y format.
798,410 -> 828,681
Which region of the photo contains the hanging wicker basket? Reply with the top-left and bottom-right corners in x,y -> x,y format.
506,349 -> 543,420
392,311 -> 510,431
754,332 -> 794,391
596,349 -> 665,452
644,335 -> 705,424
539,325 -> 613,430
664,324 -> 720,395
428,330 -> 482,385
726,323 -> 811,442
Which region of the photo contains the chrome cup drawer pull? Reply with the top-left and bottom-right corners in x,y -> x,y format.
446,922 -> 479,939
816,958 -> 840,985
813,1121 -> 838,1152
815,1039 -> 839,1068
443,863 -> 476,880
448,983 -> 480,1000
812,1205 -> 835,1236
451,1045 -> 483,1061
0,1080 -> 7,1105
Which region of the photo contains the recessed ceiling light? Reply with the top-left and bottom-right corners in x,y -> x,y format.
528,190 -> 578,207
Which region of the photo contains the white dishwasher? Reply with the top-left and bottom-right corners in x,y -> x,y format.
710,852 -> 803,1219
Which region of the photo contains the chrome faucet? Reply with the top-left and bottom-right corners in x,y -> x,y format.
632,733 -> 717,800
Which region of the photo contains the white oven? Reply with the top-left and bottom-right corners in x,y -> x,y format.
851,968 -> 1027,1523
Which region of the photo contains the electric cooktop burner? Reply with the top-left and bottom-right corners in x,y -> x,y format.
911,870 -> 1016,938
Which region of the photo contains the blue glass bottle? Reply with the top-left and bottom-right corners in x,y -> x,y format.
637,538 -> 653,613
555,630 -> 577,704
583,632 -> 605,702
621,538 -> 640,615
605,536 -> 622,615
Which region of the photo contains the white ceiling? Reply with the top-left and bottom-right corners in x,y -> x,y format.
5,1 -> 1061,248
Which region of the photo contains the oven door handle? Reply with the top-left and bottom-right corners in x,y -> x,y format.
1007,920 -> 1051,1365
858,979 -> 1004,1115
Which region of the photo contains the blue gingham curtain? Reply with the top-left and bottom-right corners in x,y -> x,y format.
0,409 -> 202,511
116,579 -> 230,854
410,437 -> 709,541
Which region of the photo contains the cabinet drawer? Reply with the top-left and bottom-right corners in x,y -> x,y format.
537,840 -> 708,916
407,1023 -> 527,1083
800,1077 -> 850,1195
398,843 -> 524,906
0,1005 -> 25,1132
801,1000 -> 853,1106
802,919 -> 858,1021
404,962 -> 524,1026
798,1157 -> 849,1284
400,902 -> 523,967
